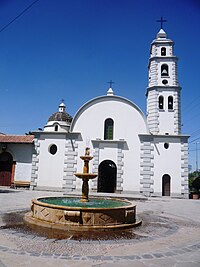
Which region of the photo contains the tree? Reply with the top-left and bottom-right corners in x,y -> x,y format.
192,176 -> 200,194
188,171 -> 199,192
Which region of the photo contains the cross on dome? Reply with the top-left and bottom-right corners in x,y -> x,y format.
107,80 -> 114,88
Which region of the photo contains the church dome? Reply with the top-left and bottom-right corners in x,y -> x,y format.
48,102 -> 72,123
44,101 -> 73,133
48,111 -> 72,123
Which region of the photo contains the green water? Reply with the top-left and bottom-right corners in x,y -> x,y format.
39,197 -> 129,208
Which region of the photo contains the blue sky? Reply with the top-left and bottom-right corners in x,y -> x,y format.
0,0 -> 200,170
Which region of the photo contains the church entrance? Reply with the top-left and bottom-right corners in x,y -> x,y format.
0,152 -> 14,186
97,160 -> 117,193
162,174 -> 171,196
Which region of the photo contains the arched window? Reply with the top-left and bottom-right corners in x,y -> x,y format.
168,96 -> 173,110
161,47 -> 166,56
55,125 -> 58,131
159,96 -> 164,110
104,118 -> 114,140
161,64 -> 169,76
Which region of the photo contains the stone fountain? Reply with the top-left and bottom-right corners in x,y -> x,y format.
24,147 -> 141,232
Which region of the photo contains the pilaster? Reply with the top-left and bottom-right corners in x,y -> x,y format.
116,148 -> 124,191
63,139 -> 78,191
30,138 -> 40,189
140,141 -> 154,197
147,90 -> 159,134
181,142 -> 189,198
91,147 -> 99,190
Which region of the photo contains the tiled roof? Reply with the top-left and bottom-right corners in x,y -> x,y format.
48,111 -> 73,122
0,135 -> 34,143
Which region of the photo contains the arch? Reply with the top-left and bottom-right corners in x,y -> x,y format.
97,160 -> 117,193
159,95 -> 164,110
162,174 -> 171,196
54,125 -> 58,131
161,47 -> 166,56
161,64 -> 169,76
104,118 -> 114,140
70,95 -> 149,132
168,96 -> 173,110
0,152 -> 14,186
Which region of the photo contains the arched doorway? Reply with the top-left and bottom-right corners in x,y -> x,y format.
162,174 -> 171,196
0,152 -> 13,186
97,160 -> 117,193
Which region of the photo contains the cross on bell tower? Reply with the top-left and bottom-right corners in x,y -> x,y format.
156,16 -> 167,29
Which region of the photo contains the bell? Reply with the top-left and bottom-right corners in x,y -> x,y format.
162,69 -> 167,75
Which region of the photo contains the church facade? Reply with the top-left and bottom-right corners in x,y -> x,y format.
31,28 -> 189,197
0,28 -> 189,198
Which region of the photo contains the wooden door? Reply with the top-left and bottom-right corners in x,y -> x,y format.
0,152 -> 13,186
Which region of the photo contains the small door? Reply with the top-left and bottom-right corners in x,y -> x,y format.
97,160 -> 117,193
0,152 -> 13,186
162,174 -> 171,196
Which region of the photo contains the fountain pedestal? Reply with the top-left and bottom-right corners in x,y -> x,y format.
74,147 -> 97,202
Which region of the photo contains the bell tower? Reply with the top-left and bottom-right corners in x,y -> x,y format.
146,23 -> 181,135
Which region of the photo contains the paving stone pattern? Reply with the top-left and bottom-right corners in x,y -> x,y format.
0,188 -> 200,267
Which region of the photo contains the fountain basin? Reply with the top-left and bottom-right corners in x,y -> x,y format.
24,197 -> 141,231
74,173 -> 97,179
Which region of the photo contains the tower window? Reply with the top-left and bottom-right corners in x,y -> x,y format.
161,64 -> 169,76
55,125 -> 58,131
49,144 -> 57,155
168,96 -> 173,110
161,47 -> 166,56
162,79 -> 168,85
159,96 -> 164,110
104,118 -> 114,140
164,143 -> 169,149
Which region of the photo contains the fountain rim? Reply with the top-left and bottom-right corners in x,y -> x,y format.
74,173 -> 97,178
32,196 -> 135,211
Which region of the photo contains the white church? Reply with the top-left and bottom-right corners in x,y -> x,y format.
0,27 -> 189,198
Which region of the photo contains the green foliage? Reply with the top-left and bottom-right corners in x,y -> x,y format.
189,171 -> 200,194
25,131 -> 33,135
192,177 -> 200,193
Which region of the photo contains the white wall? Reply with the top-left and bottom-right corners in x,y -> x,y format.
8,144 -> 33,182
72,95 -> 148,193
36,134 -> 66,188
153,137 -> 182,195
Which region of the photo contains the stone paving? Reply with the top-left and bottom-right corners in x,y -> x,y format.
0,187 -> 200,266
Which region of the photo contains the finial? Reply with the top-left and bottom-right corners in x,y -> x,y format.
85,147 -> 90,156
156,16 -> 167,29
59,99 -> 66,112
107,80 -> 115,96
107,88 -> 114,96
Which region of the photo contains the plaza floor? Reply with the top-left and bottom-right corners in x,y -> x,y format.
0,187 -> 200,267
